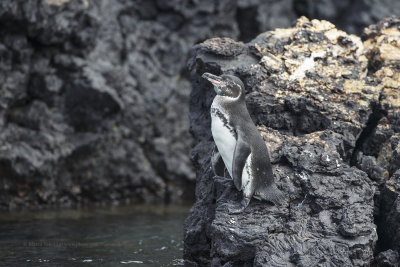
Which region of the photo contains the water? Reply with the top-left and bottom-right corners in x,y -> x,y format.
0,204 -> 190,266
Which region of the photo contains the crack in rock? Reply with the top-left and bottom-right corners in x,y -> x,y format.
184,17 -> 400,266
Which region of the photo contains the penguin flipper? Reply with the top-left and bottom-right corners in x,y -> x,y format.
232,134 -> 251,191
211,145 -> 225,176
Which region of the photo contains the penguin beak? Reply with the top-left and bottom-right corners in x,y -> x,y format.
202,73 -> 225,95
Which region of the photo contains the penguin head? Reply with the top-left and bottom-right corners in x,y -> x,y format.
202,73 -> 244,99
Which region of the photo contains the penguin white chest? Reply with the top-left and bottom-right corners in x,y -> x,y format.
210,101 -> 236,176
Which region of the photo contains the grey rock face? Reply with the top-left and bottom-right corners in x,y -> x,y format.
378,171 -> 400,258
294,0 -> 400,35
374,249 -> 400,267
0,0 -> 221,209
0,0 -> 299,209
1,0 -> 399,210
184,17 -> 400,266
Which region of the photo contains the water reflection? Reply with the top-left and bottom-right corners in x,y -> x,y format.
0,204 -> 190,266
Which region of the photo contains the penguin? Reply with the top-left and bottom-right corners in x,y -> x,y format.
202,72 -> 284,214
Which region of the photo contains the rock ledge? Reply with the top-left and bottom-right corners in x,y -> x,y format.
184,17 -> 400,266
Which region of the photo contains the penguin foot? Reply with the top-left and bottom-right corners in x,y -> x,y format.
227,197 -> 251,214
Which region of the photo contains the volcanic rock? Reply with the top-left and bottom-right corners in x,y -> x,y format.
0,0 -> 399,210
184,17 -> 400,266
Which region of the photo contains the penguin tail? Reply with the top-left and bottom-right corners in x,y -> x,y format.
256,183 -> 284,205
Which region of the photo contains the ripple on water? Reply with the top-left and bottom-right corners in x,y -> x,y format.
0,204 -> 190,266
120,260 -> 144,264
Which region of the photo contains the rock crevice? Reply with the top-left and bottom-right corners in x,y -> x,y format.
184,17 -> 400,266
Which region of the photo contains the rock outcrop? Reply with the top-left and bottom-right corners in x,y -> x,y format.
184,17 -> 400,266
0,0 -> 302,210
0,0 -> 216,209
1,0 -> 399,210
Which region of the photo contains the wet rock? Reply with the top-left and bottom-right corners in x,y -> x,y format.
184,17 -> 400,266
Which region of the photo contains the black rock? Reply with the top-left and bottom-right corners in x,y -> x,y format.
0,0 -> 399,211
184,17 -> 400,266
374,249 -> 400,267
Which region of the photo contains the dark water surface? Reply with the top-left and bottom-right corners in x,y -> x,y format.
0,204 -> 190,266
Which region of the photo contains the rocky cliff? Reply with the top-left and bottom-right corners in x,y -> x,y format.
1,0 -> 399,210
0,0 -> 199,209
0,0 -> 303,210
184,17 -> 400,266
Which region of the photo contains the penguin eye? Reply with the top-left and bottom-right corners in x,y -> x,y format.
228,81 -> 233,86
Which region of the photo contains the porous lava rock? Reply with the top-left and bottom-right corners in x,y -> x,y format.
0,0 -> 399,210
0,0 -> 237,209
0,0 -> 299,209
184,17 -> 400,266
